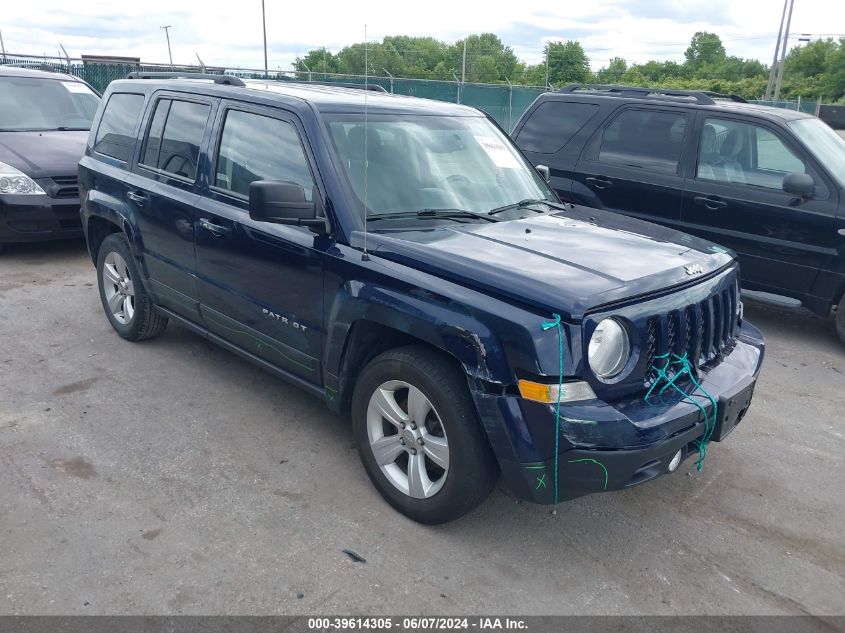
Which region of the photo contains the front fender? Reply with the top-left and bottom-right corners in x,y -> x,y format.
325,279 -> 511,385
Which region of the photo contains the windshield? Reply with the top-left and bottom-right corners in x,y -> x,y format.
0,76 -> 100,131
324,114 -> 555,218
789,118 -> 845,187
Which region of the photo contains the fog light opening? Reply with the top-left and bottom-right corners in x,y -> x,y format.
667,449 -> 683,473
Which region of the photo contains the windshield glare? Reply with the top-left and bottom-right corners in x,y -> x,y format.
326,114 -> 555,217
0,77 -> 100,131
789,118 -> 845,187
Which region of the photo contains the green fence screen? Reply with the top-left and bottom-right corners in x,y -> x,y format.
0,54 -> 824,130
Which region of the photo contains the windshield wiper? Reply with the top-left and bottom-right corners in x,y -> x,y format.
487,198 -> 565,215
368,209 -> 498,223
54,127 -> 90,131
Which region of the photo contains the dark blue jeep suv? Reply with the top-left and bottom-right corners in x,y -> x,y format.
79,73 -> 765,523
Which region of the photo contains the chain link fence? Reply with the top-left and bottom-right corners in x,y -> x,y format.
0,53 -> 547,131
1,52 -> 833,130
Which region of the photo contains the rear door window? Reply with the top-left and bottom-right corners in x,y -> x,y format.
141,98 -> 210,180
596,109 -> 688,174
93,93 -> 145,162
516,101 -> 600,154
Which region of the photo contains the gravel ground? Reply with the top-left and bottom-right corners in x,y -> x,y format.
0,239 -> 843,615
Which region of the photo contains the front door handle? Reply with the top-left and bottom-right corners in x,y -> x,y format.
198,218 -> 231,237
126,190 -> 148,206
693,196 -> 728,211
586,177 -> 613,190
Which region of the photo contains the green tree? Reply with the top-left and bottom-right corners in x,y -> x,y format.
786,39 -> 838,78
595,57 -> 627,83
293,49 -> 338,75
684,32 -> 727,70
545,40 -> 590,85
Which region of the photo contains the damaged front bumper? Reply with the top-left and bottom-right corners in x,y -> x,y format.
472,320 -> 765,504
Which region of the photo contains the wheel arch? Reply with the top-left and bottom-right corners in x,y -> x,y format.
325,284 -> 512,414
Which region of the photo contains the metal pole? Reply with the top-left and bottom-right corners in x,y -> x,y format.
461,39 -> 467,84
545,45 -> 550,88
0,27 -> 6,62
261,0 -> 268,78
161,26 -> 173,67
506,78 -> 513,132
384,69 -> 394,93
60,43 -> 71,73
765,0 -> 788,100
774,0 -> 795,102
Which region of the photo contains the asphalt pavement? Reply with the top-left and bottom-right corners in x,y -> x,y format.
0,239 -> 843,615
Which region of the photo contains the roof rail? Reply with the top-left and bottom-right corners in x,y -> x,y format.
126,71 -> 246,86
701,91 -> 748,103
287,81 -> 388,93
558,84 -> 720,105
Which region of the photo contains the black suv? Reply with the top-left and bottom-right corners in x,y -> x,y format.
79,73 -> 764,523
513,85 -> 845,342
0,66 -> 100,252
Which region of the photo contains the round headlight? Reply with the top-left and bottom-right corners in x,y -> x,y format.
588,318 -> 630,380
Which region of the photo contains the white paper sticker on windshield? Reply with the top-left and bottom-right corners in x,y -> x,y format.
473,135 -> 520,169
62,81 -> 90,94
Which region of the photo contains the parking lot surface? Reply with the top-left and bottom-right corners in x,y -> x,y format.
1,240 -> 843,615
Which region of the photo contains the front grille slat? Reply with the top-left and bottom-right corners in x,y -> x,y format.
639,274 -> 738,388
50,176 -> 79,199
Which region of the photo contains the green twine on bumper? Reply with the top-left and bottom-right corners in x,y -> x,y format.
541,313 -> 564,506
644,352 -> 718,471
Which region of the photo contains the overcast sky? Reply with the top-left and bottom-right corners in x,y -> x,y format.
1,0 -> 843,72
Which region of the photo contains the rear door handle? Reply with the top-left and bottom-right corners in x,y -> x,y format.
198,218 -> 231,237
693,196 -> 728,210
126,190 -> 148,206
586,177 -> 613,190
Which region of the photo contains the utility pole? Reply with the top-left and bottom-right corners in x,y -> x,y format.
60,43 -> 71,73
764,0 -> 789,100
773,0 -> 795,102
261,0 -> 268,78
545,44 -> 550,88
160,25 -> 173,67
461,39 -> 467,84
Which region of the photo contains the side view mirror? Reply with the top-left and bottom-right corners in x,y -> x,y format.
536,164 -> 551,183
782,172 -> 815,199
249,180 -> 327,232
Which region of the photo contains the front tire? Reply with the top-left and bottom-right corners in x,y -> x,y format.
96,233 -> 167,341
351,346 -> 498,524
836,295 -> 845,345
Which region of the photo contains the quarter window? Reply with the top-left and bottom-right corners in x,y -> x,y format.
697,118 -> 807,190
94,93 -> 144,162
597,109 -> 688,174
141,99 -> 210,180
214,110 -> 314,200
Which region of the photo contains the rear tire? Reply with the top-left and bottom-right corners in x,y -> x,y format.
836,295 -> 845,345
351,345 -> 498,524
96,233 -> 167,341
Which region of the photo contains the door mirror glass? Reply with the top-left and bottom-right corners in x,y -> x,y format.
536,164 -> 551,183
782,172 -> 815,198
249,180 -> 325,229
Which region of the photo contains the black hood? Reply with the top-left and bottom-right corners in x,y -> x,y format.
0,130 -> 89,178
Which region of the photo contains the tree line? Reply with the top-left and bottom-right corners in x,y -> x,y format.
293,32 -> 845,102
